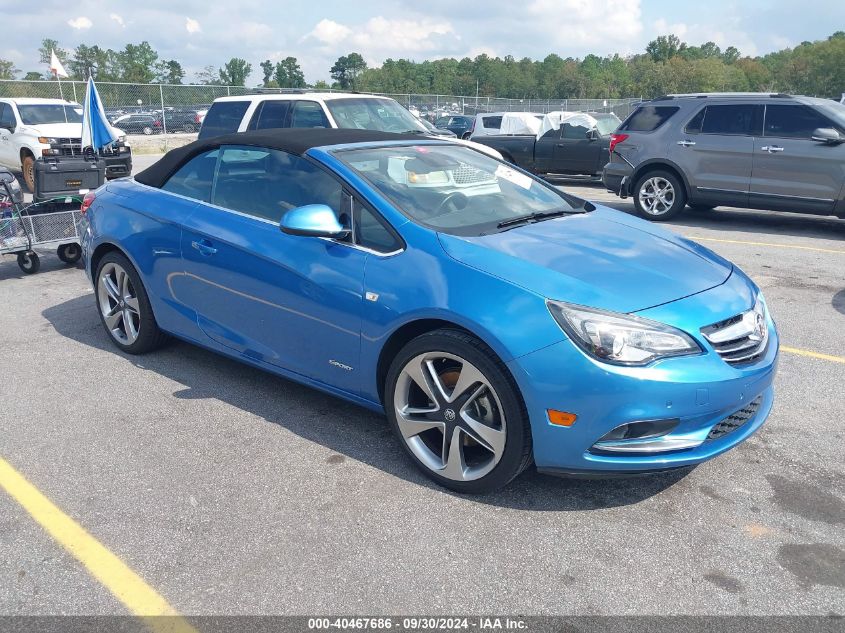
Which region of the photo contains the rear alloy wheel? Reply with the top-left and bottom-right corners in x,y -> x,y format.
95,252 -> 167,354
386,329 -> 532,494
182,124 -> 195,133
22,154 -> 36,193
633,170 -> 687,221
142,126 -> 153,135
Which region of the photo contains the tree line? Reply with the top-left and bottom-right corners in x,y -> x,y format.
0,32 -> 842,99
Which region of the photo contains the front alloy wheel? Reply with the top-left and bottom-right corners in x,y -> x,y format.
386,329 -> 532,493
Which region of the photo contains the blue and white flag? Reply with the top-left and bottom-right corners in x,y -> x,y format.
81,77 -> 118,151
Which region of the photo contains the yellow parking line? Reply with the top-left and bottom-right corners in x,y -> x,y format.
781,346 -> 845,364
0,457 -> 197,633
682,235 -> 845,255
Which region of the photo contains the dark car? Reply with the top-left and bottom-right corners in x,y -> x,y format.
474,113 -> 621,177
602,93 -> 845,221
434,115 -> 474,139
420,118 -> 457,137
113,114 -> 163,135
161,108 -> 202,133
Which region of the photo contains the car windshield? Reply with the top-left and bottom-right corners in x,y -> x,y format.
336,144 -> 585,236
18,104 -> 83,125
326,98 -> 427,133
595,114 -> 621,135
815,100 -> 845,130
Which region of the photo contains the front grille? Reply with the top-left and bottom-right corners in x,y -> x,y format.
52,138 -> 118,156
707,396 -> 762,441
452,164 -> 494,185
701,305 -> 768,365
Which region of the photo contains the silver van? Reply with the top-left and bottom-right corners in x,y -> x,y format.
602,93 -> 845,221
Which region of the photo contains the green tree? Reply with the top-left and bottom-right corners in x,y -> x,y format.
155,60 -> 185,84
219,58 -> 252,86
0,59 -> 18,80
646,35 -> 683,62
330,53 -> 367,90
260,60 -> 275,87
23,71 -> 44,80
38,39 -> 69,65
311,80 -> 331,90
197,65 -> 220,85
118,42 -> 159,83
274,57 -> 305,88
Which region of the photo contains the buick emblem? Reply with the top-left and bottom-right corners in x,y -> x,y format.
444,409 -> 456,422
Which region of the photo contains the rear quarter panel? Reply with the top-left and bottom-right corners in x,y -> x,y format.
86,180 -> 200,336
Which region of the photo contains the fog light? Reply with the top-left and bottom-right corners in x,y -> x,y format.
598,419 -> 678,441
548,410 -> 577,426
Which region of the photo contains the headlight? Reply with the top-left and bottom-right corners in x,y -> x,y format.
38,136 -> 59,144
547,300 -> 701,366
117,135 -> 126,142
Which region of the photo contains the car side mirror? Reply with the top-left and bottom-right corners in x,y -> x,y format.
280,204 -> 350,239
811,127 -> 842,144
586,128 -> 599,141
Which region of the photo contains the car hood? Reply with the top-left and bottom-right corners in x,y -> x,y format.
437,206 -> 733,313
20,122 -> 124,139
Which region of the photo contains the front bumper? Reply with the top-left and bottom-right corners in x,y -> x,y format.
508,275 -> 778,474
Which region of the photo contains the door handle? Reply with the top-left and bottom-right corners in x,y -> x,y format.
761,145 -> 784,153
676,140 -> 696,147
191,239 -> 217,256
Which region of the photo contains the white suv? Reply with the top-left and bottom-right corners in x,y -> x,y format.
0,98 -> 132,192
198,92 -> 502,159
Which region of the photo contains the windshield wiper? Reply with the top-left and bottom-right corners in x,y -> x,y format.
496,208 -> 584,229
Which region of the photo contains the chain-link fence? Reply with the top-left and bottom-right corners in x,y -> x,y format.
0,80 -> 642,148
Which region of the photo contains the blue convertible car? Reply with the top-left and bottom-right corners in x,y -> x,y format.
79,128 -> 778,493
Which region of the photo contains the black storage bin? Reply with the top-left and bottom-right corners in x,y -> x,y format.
34,156 -> 105,204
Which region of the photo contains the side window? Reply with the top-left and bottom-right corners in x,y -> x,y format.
435,117 -> 450,127
198,101 -> 250,139
482,115 -> 503,129
248,101 -> 291,131
685,108 -> 705,133
700,104 -> 759,135
211,146 -> 342,223
0,104 -> 13,130
562,122 -> 590,139
764,105 -> 833,139
353,198 -> 401,253
161,150 -> 219,202
620,106 -> 679,132
290,101 -> 329,128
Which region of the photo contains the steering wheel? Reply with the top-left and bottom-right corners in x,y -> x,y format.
433,192 -> 468,215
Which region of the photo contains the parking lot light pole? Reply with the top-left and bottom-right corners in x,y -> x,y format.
159,84 -> 168,151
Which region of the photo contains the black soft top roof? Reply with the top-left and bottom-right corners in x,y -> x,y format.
134,128 -> 428,188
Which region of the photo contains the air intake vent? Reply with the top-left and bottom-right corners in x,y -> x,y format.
701,301 -> 768,365
707,396 -> 762,441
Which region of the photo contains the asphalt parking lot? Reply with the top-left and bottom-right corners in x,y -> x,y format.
1,155 -> 844,618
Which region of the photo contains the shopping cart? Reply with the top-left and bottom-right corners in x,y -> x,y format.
1,180 -> 83,275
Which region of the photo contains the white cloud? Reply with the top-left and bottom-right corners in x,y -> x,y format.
304,16 -> 456,61
67,16 -> 92,30
526,0 -> 643,47
305,19 -> 352,44
110,13 -> 126,28
185,17 -> 201,34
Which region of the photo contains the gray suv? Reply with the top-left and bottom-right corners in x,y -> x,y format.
602,93 -> 845,221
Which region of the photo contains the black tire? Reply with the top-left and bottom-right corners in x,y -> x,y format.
94,251 -> 168,354
385,328 -> 532,494
632,169 -> 687,221
142,126 -> 153,135
17,251 -> 40,274
57,243 -> 82,265
182,124 -> 196,133
688,203 -> 716,212
461,132 -> 471,140
22,154 -> 36,193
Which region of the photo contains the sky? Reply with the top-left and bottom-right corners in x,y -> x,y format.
1,0 -> 843,84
